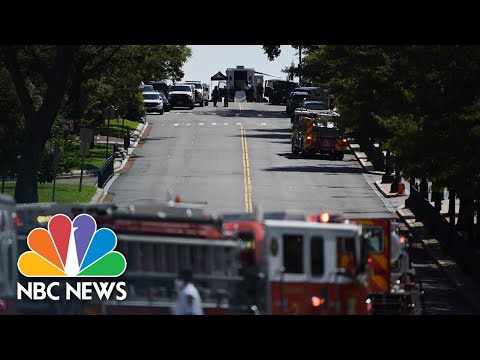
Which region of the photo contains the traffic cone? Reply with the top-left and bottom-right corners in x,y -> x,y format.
175,195 -> 181,203
397,182 -> 405,195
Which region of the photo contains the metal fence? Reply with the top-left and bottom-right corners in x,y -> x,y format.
405,185 -> 480,282
98,155 -> 115,188
359,139 -> 385,171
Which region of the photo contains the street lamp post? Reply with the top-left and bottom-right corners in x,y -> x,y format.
103,107 -> 114,159
298,45 -> 302,86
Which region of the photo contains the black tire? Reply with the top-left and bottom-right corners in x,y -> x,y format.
159,110 -> 164,115
204,101 -> 208,106
292,141 -> 299,155
189,105 -> 194,110
337,153 -> 344,160
200,101 -> 204,107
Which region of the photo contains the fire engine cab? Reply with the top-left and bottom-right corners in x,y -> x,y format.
306,213 -> 424,314
224,213 -> 372,315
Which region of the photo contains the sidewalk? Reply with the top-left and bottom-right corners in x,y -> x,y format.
349,140 -> 480,314
92,121 -> 149,204
52,122 -> 148,204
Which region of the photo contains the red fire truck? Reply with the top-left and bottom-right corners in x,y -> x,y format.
224,212 -> 372,315
82,201 -> 244,315
306,213 -> 423,314
291,109 -> 347,160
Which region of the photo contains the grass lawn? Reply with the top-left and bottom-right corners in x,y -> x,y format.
97,118 -> 140,138
76,143 -> 113,170
2,183 -> 97,204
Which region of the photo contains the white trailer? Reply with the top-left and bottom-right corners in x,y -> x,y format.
226,66 -> 261,101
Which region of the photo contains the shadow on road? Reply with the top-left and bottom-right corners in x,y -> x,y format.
276,152 -> 354,161
262,165 -> 362,174
252,128 -> 292,133
211,108 -> 289,119
143,136 -> 175,141
231,133 -> 291,140
270,140 -> 291,144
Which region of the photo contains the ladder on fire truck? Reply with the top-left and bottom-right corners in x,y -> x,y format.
93,201 -> 245,315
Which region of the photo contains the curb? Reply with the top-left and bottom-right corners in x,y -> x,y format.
348,143 -> 383,175
93,121 -> 149,204
89,187 -> 105,204
396,209 -> 480,314
114,122 -> 149,174
374,180 -> 407,198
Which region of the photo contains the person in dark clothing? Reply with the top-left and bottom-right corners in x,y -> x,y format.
256,83 -> 263,102
224,88 -> 229,107
212,86 -> 219,107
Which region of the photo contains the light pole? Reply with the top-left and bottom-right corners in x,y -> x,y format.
103,107 -> 114,159
298,45 -> 302,86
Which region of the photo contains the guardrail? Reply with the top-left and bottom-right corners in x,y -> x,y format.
98,154 -> 115,188
405,185 -> 480,282
358,139 -> 385,171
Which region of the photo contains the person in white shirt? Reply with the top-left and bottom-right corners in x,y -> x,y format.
174,269 -> 204,315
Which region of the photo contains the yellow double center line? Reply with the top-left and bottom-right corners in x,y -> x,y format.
240,103 -> 252,212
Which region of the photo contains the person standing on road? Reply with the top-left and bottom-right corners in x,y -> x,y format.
174,269 -> 204,315
212,86 -> 219,107
224,88 -> 229,107
256,83 -> 263,102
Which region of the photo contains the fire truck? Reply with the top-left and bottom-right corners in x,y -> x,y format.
291,109 -> 347,160
82,200 -> 245,315
14,203 -> 118,314
223,212 -> 372,315
0,194 -> 18,315
306,213 -> 424,314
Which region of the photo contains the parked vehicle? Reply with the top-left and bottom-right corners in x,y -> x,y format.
265,79 -> 298,105
143,91 -> 164,114
223,213 -> 371,315
141,84 -> 155,92
168,83 -> 195,110
302,100 -> 329,111
186,81 -> 208,107
286,91 -> 309,115
148,81 -> 170,96
203,84 -> 210,105
158,92 -> 171,112
291,109 -> 346,159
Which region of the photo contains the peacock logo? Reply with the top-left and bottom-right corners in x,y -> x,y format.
18,214 -> 126,277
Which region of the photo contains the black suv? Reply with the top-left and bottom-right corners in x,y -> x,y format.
286,91 -> 309,115
265,80 -> 298,105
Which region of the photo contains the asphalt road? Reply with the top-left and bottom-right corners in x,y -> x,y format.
108,102 -> 393,218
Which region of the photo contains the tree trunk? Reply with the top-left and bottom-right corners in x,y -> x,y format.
14,130 -> 45,203
4,45 -> 78,203
457,186 -> 475,245
70,63 -> 85,120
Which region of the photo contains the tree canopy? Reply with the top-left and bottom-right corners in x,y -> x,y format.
0,45 -> 191,203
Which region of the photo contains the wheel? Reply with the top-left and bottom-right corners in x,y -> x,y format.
159,110 -> 164,115
337,153 -> 344,160
189,105 -> 194,110
204,101 -> 208,106
200,101 -> 204,107
291,141 -> 299,155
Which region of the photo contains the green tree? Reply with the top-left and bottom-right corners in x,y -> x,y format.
0,66 -> 24,186
2,45 -> 78,203
1,45 -> 192,203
